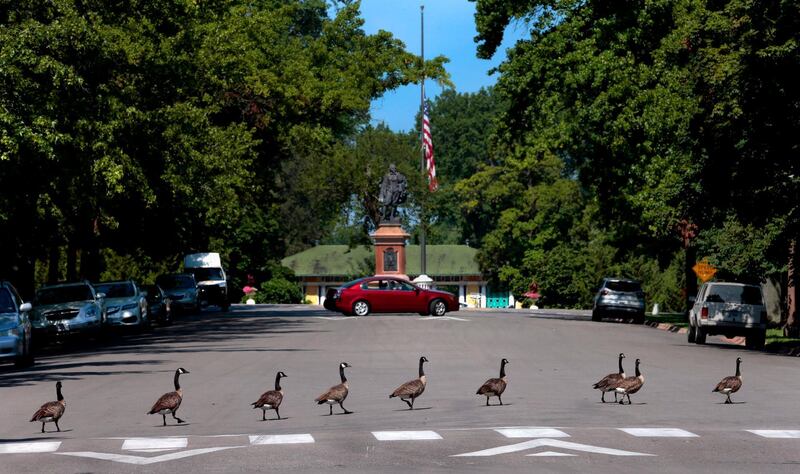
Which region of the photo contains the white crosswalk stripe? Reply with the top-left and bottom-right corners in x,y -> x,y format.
747,430 -> 800,438
372,430 -> 442,441
249,434 -> 315,445
619,428 -> 698,438
495,427 -> 569,438
0,441 -> 61,454
122,438 -> 187,452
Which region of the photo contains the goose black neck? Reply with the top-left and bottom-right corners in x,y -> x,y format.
339,365 -> 347,383
735,359 -> 741,376
274,373 -> 282,390
174,370 -> 182,391
618,355 -> 625,374
56,384 -> 63,401
634,361 -> 641,377
419,358 -> 426,377
499,360 -> 507,378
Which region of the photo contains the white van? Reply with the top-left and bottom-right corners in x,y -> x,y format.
688,282 -> 767,349
184,253 -> 229,311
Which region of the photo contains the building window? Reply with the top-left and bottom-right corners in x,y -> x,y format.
383,248 -> 398,272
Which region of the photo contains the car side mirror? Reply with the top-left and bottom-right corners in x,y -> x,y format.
20,302 -> 32,312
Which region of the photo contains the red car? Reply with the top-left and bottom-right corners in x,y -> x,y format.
324,277 -> 460,317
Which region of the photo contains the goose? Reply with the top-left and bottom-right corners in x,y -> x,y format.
713,357 -> 743,404
147,367 -> 189,426
615,358 -> 643,405
314,362 -> 352,415
30,381 -> 66,433
592,353 -> 626,402
390,356 -> 428,410
252,371 -> 287,420
476,358 -> 509,406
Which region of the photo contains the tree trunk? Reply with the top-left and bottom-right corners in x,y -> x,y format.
685,246 -> 697,317
785,240 -> 798,337
66,243 -> 78,282
47,246 -> 60,283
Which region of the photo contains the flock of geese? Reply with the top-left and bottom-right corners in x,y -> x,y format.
28,355 -> 743,433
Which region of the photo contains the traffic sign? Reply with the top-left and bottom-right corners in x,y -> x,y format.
693,259 -> 717,282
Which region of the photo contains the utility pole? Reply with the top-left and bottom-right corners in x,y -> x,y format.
414,4 -> 432,289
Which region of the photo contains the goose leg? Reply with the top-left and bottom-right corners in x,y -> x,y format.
601,391 -> 606,403
402,399 -> 413,409
410,397 -> 416,410
162,414 -> 167,426
339,402 -> 352,414
328,405 -> 333,416
626,394 -> 632,405
172,411 -> 185,423
486,397 -> 490,406
41,422 -> 45,433
725,394 -> 732,404
614,391 -> 619,402
262,410 -> 266,421
499,395 -> 503,406
275,408 -> 281,420
55,420 -> 60,432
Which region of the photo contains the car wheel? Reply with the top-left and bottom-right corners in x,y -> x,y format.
430,299 -> 447,317
745,329 -> 766,350
695,326 -> 707,344
591,309 -> 602,322
14,337 -> 34,368
633,312 -> 645,324
687,324 -> 696,343
353,300 -> 370,317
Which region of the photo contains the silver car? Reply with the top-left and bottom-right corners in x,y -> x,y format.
592,278 -> 646,324
688,282 -> 767,349
94,280 -> 149,330
31,282 -> 105,339
0,281 -> 34,367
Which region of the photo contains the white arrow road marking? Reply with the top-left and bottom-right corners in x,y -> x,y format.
249,434 -> 315,445
495,428 -> 569,438
122,437 -> 187,452
619,428 -> 698,438
56,446 -> 243,465
0,441 -> 61,454
528,451 -> 577,457
748,430 -> 800,438
372,431 -> 442,441
452,439 -> 654,457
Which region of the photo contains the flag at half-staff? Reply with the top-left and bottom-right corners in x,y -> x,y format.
422,99 -> 438,192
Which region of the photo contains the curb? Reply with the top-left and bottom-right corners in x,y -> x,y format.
644,319 -> 746,346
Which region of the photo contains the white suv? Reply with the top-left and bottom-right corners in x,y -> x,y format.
688,282 -> 767,349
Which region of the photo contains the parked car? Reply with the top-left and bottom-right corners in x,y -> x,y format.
324,276 -> 460,317
688,282 -> 767,349
30,281 -> 105,339
0,281 -> 34,367
141,284 -> 173,326
184,253 -> 229,311
155,273 -> 200,314
592,278 -> 646,324
93,280 -> 149,330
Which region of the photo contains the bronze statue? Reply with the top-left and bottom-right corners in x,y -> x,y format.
378,164 -> 408,223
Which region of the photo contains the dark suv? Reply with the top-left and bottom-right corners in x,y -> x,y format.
592,278 -> 646,324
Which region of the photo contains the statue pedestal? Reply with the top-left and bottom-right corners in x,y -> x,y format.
371,224 -> 409,280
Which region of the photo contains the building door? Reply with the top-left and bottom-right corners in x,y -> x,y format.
486,285 -> 509,308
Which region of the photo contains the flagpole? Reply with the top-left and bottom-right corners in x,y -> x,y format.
419,4 -> 428,279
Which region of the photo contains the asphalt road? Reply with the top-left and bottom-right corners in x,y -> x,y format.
1,305 -> 799,473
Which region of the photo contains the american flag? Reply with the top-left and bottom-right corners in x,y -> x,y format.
422,99 -> 438,192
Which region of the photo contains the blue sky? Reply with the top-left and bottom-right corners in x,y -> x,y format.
358,0 -> 527,132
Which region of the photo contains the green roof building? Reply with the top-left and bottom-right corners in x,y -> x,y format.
281,245 -> 515,309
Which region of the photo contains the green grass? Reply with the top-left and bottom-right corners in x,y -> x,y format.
646,313 -> 688,328
765,328 -> 800,348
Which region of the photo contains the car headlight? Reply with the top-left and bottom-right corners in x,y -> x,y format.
4,327 -> 21,337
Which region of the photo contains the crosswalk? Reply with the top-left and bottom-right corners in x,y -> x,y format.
1,426 -> 798,464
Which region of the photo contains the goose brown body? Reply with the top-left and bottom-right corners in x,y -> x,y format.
148,368 -> 189,425
615,359 -> 643,405
390,356 -> 428,410
476,358 -> 508,406
252,371 -> 286,420
713,357 -> 743,404
315,362 -> 352,415
592,353 -> 626,402
30,381 -> 65,433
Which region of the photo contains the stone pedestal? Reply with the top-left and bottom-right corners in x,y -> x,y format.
371,224 -> 410,280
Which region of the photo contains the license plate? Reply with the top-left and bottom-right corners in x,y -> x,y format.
57,322 -> 69,333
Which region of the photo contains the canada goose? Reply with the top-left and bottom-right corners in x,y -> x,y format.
390,356 -> 428,410
592,353 -> 626,402
476,358 -> 509,406
252,371 -> 287,420
713,357 -> 743,404
314,362 -> 352,415
615,358 -> 643,405
30,381 -> 66,433
147,367 -> 189,426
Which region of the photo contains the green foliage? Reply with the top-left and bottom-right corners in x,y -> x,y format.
251,278 -> 303,304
